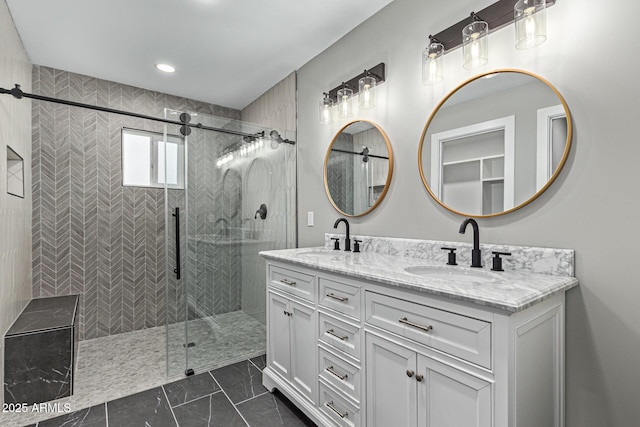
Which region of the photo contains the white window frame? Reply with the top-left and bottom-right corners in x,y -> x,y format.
121,128 -> 185,189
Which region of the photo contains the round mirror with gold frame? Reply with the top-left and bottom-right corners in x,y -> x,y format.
418,69 -> 572,218
324,120 -> 394,217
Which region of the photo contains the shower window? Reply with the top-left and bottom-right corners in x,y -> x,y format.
121,128 -> 184,189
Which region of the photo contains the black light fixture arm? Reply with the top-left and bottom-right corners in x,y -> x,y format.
428,35 -> 444,45
470,11 -> 483,22
428,0 -> 556,53
0,84 -> 296,143
326,62 -> 385,102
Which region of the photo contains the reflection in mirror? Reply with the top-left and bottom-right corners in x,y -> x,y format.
324,120 -> 393,217
419,69 -> 571,217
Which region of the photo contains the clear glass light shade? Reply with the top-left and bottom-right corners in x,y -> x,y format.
337,87 -> 353,118
358,75 -> 376,109
422,42 -> 444,85
319,95 -> 334,125
462,21 -> 489,69
515,0 -> 547,49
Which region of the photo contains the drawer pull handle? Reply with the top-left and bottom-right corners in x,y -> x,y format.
325,401 -> 348,419
326,366 -> 348,380
280,279 -> 297,286
326,293 -> 349,302
399,317 -> 433,333
326,329 -> 348,341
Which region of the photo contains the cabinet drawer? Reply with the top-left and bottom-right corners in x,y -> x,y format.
318,346 -> 361,403
319,381 -> 361,427
269,265 -> 315,302
318,277 -> 361,320
318,311 -> 361,362
365,291 -> 491,369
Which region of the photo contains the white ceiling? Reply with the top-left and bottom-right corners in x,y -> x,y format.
6,0 -> 394,110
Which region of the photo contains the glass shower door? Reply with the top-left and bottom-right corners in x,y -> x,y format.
165,109 -> 296,378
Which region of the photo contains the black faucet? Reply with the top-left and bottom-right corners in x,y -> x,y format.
459,218 -> 482,268
255,203 -> 267,220
333,218 -> 351,252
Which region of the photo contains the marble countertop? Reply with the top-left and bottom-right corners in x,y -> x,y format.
259,247 -> 578,313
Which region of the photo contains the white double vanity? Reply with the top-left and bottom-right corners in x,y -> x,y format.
260,235 -> 577,427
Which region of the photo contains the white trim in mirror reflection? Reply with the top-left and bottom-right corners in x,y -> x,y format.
536,105 -> 567,191
430,116 -> 515,216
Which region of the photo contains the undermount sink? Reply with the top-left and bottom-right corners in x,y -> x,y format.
404,265 -> 499,283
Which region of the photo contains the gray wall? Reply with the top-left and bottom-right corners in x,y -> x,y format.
296,0 -> 640,425
0,0 -> 32,408
31,66 -> 240,340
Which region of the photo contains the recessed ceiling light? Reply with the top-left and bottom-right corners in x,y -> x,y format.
155,63 -> 176,73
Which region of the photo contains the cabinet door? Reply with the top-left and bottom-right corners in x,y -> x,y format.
289,299 -> 317,404
267,291 -> 291,380
417,354 -> 491,427
365,332 -> 418,427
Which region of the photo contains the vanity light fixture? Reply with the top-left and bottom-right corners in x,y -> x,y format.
319,63 -> 386,124
514,0 -> 547,49
319,92 -> 334,125
423,0 -> 555,80
462,13 -> 489,70
422,38 -> 445,85
358,70 -> 376,110
155,63 -> 176,73
336,83 -> 353,118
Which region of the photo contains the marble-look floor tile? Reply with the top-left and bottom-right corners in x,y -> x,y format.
106,387 -> 176,427
37,404 -> 106,427
236,391 -> 316,427
0,312 -> 266,427
163,372 -> 220,407
211,360 -> 266,404
171,392 -> 247,427
249,354 -> 266,370
167,311 -> 266,377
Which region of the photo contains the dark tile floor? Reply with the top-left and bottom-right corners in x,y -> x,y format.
25,355 -> 316,427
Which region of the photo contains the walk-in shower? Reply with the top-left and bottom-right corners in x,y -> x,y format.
163,109 -> 296,377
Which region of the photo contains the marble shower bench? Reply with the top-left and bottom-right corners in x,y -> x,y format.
3,295 -> 79,405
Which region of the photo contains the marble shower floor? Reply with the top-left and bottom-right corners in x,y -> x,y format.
167,311 -> 267,377
1,311 -> 268,427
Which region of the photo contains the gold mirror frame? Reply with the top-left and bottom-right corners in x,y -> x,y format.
324,120 -> 394,218
418,69 -> 573,218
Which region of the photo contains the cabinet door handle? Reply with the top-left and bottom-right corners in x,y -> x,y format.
325,401 -> 348,419
415,374 -> 424,382
283,310 -> 292,317
326,329 -> 348,341
326,293 -> 348,302
326,366 -> 348,380
280,279 -> 297,286
406,369 -> 414,378
399,317 -> 433,333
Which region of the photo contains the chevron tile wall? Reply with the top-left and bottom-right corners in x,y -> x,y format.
31,66 -> 241,340
327,134 -> 355,214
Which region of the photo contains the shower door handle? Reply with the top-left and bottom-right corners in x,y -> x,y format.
173,207 -> 181,280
